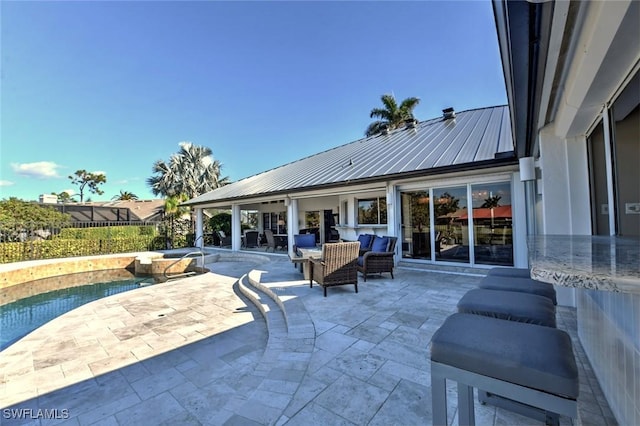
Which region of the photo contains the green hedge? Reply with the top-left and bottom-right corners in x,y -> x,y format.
0,236 -> 162,263
58,225 -> 157,239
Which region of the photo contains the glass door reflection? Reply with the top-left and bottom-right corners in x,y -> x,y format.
400,191 -> 431,259
470,182 -> 513,266
434,187 -> 469,263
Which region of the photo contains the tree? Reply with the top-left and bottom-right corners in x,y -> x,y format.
51,191 -> 76,203
481,195 -> 502,209
365,94 -> 420,136
68,170 -> 106,202
112,191 -> 139,201
162,194 -> 190,248
0,198 -> 71,241
146,142 -> 230,199
0,198 -> 71,224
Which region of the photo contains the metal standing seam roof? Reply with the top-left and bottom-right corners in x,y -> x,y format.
184,105 -> 514,206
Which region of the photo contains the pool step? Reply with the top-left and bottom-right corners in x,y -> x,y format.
164,271 -> 197,281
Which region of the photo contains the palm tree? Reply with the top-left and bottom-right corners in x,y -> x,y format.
112,191 -> 139,201
481,195 -> 502,209
147,142 -> 229,199
365,94 -> 421,136
162,194 -> 190,249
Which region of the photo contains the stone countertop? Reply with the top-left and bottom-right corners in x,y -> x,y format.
528,235 -> 640,294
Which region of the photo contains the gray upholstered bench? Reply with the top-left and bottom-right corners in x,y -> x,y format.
430,313 -> 578,426
487,267 -> 531,278
457,288 -> 556,328
479,275 -> 557,305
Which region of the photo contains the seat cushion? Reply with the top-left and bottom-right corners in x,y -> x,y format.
457,288 -> 556,328
487,267 -> 531,279
479,276 -> 557,305
357,256 -> 364,266
430,313 -> 578,399
371,236 -> 389,252
357,234 -> 373,249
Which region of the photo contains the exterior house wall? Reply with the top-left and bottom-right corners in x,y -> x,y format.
539,63 -> 638,426
538,128 -> 593,306
493,0 -> 639,422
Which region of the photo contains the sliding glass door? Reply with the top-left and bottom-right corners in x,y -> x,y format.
470,182 -> 513,265
434,186 -> 469,263
400,191 -> 431,259
400,181 -> 513,266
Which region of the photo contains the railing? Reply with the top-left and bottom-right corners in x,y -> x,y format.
163,250 -> 205,281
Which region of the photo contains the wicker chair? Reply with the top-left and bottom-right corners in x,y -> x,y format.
357,236 -> 397,281
309,241 -> 360,297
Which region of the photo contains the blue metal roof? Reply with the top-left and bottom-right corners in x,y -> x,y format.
185,105 -> 514,205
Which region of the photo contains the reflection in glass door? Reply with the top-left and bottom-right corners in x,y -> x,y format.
470,182 -> 513,265
400,191 -> 431,259
434,187 -> 469,263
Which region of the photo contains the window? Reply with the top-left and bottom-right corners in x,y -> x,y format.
304,211 -> 320,229
357,197 -> 387,225
263,212 -> 287,234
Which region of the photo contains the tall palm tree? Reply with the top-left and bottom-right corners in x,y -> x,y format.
112,190 -> 139,201
481,195 -> 502,209
147,142 -> 229,199
365,94 -> 421,136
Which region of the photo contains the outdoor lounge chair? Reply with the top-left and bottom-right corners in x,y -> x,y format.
356,233 -> 375,255
264,229 -> 286,252
293,233 -> 318,271
244,230 -> 259,248
309,241 -> 360,297
294,233 -> 317,252
216,230 -> 231,247
357,236 -> 397,281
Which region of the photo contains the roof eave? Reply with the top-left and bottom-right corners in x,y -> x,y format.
182,156 -> 518,208
492,0 -> 554,158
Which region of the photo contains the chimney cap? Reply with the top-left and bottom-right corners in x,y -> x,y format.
404,117 -> 418,129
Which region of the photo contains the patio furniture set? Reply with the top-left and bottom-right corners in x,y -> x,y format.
290,232 -> 397,297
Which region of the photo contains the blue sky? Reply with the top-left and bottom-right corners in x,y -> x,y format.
0,1 -> 507,202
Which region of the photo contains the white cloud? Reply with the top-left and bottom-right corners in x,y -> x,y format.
11,161 -> 62,179
0,180 -> 14,186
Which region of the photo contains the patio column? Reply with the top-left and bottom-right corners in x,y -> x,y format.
385,185 -> 396,237
231,204 -> 241,251
287,197 -> 299,256
195,208 -> 204,249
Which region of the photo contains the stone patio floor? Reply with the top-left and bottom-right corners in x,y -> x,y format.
0,253 -> 616,425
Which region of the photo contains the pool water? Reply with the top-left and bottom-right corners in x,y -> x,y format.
0,271 -> 155,351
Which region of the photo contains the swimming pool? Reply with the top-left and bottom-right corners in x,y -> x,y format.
0,270 -> 155,351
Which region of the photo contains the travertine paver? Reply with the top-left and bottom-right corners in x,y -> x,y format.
0,253 -> 616,425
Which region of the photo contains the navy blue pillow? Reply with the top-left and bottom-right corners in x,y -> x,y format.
295,233 -> 316,248
371,236 -> 389,252
357,256 -> 364,266
357,234 -> 373,248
